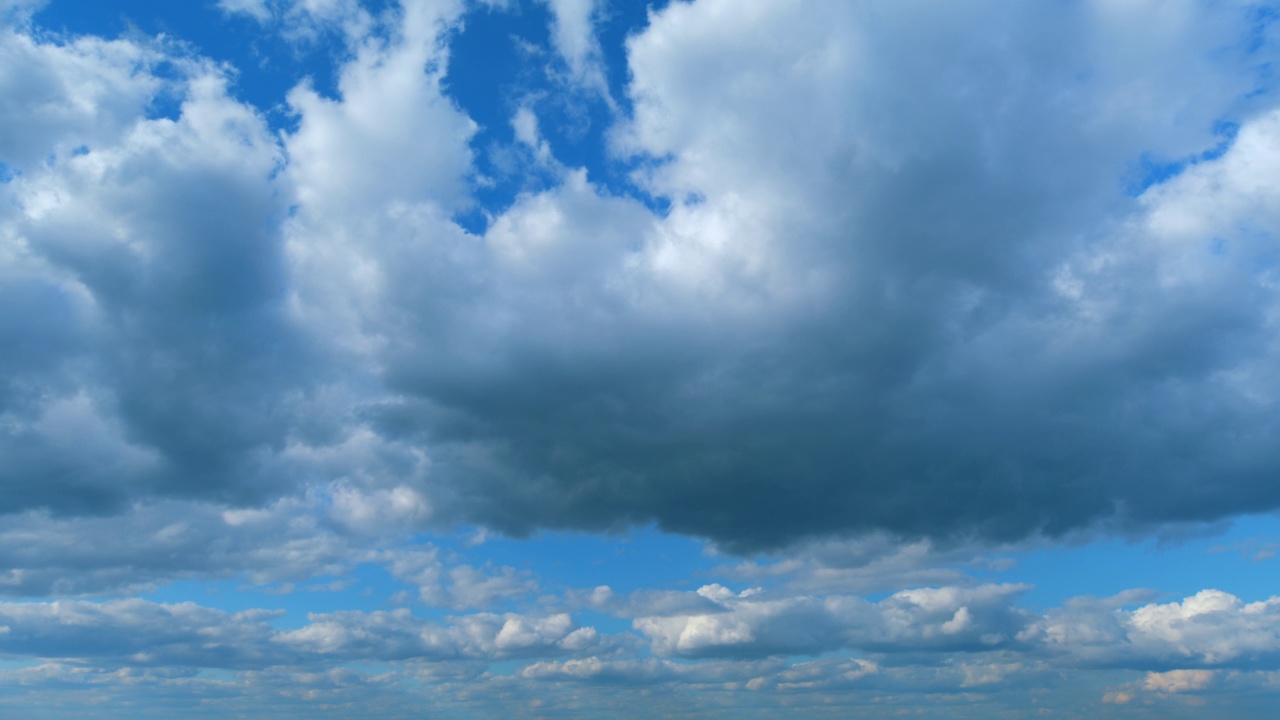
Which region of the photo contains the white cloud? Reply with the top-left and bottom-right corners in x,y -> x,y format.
0,28 -> 165,171
0,599 -> 287,668
216,0 -> 271,22
631,583 -> 1032,658
1038,590 -> 1280,668
1144,668 -> 1217,693
216,0 -> 379,40
279,607 -> 598,660
283,2 -> 473,216
329,484 -> 432,534
540,0 -> 608,97
383,545 -> 537,610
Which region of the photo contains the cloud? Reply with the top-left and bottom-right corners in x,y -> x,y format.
539,0 -> 609,97
0,596 -> 600,670
338,0 -> 1280,550
7,0 -> 1280,566
630,583 -> 1033,658
0,599 -> 288,669
1144,668 -> 1216,693
1039,589 -> 1280,669
4,0 -> 1280,656
382,545 -> 537,610
7,2 -> 1280,716
215,0 -> 381,41
0,28 -> 320,516
0,493 -> 358,597
217,0 -> 272,23
278,607 -> 600,661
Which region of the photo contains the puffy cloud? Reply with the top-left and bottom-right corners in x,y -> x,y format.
278,607 -> 599,660
0,491 -> 358,597
1144,668 -> 1216,693
0,26 -> 163,171
283,0 -> 473,216
0,0 -> 477,529
0,599 -> 287,669
0,596 -> 600,670
382,545 -> 537,610
631,583 -> 1032,658
1039,589 -> 1280,669
0,29 -> 316,515
348,0 -> 1280,550
9,0 -> 1280,564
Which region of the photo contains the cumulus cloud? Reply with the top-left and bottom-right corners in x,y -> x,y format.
0,597 -> 600,669
382,545 -> 537,610
8,0 -> 1280,562
1039,589 -> 1280,669
0,599 -> 288,669
0,497 -> 354,596
279,607 -> 600,660
0,28 -> 320,515
344,0 -> 1280,550
630,583 -> 1033,658
9,0 -> 1280,715
1144,668 -> 1216,693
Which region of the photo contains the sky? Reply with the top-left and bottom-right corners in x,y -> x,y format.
2,0 -> 1280,717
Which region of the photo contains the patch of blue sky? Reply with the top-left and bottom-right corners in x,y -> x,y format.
1000,512 -> 1280,611
445,0 -> 672,234
31,0 -> 344,127
445,1 -> 561,234
1125,119 -> 1241,196
1248,3 -> 1280,54
435,524 -> 716,595
139,564 -> 399,628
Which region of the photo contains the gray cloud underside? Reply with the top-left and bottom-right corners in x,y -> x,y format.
3,0 -> 1280,551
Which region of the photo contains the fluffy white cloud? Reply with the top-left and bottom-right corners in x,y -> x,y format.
0,28 -> 316,515
278,607 -> 599,660
382,545 -> 537,609
283,0 -> 473,215
0,599 -> 287,668
1039,589 -> 1280,668
0,596 -> 601,669
630,583 -> 1033,658
1144,668 -> 1217,693
8,0 -> 1280,560
0,26 -> 163,170
312,0 -> 1280,551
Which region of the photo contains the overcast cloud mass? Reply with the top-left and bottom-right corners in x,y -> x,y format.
2,0 -> 1280,716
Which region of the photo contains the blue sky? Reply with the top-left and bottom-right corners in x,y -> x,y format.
3,0 -> 1280,717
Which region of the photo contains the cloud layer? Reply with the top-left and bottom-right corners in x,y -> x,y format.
4,1 -> 1280,715
4,0 -> 1280,553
